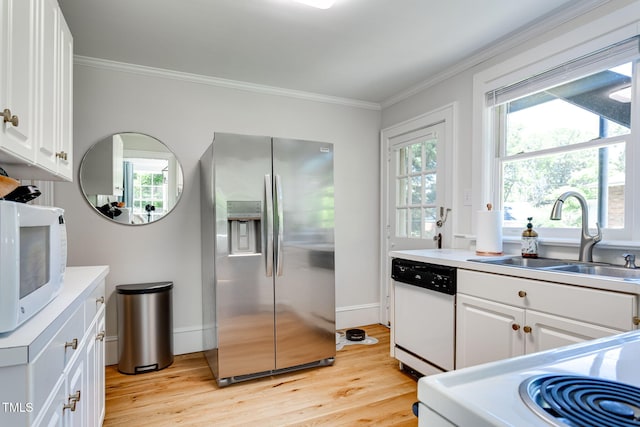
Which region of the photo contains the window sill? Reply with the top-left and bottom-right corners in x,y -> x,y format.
456,234 -> 640,251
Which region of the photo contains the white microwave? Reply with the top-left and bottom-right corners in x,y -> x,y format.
0,201 -> 67,333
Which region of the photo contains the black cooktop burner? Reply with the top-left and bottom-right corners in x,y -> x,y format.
520,375 -> 640,427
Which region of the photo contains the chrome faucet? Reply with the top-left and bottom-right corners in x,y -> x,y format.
549,191 -> 602,262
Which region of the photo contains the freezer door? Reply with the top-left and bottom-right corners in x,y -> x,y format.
272,138 -> 336,369
212,133 -> 276,378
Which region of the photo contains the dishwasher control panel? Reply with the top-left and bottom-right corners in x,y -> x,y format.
391,258 -> 456,295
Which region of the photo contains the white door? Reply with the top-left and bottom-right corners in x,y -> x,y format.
380,106 -> 455,327
388,121 -> 446,251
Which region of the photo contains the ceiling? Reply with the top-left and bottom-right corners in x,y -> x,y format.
58,0 -> 595,106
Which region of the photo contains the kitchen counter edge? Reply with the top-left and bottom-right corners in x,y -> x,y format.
389,249 -> 640,295
0,265 -> 110,367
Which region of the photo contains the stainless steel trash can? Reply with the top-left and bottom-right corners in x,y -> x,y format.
116,281 -> 174,374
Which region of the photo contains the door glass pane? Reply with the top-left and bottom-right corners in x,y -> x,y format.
396,209 -> 407,237
424,207 -> 437,239
397,178 -> 408,206
410,208 -> 421,237
425,140 -> 437,169
392,126 -> 442,239
410,176 -> 422,205
424,173 -> 436,204
410,143 -> 422,173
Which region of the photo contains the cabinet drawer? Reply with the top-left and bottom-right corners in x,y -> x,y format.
458,269 -> 637,331
31,304 -> 84,415
85,280 -> 106,325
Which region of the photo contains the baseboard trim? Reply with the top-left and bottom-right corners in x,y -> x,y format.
105,305 -> 382,365
336,303 -> 381,330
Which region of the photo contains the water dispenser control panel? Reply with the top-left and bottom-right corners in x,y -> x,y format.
227,201 -> 262,255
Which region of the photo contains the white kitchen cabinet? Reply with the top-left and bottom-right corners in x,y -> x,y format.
84,305 -> 106,426
456,269 -> 637,369
0,0 -> 73,181
0,0 -> 37,161
0,266 -> 109,427
34,0 -> 73,180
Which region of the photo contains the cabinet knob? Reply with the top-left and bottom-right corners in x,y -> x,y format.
518,290 -> 527,298
512,323 -> 520,331
523,326 -> 532,333
96,331 -> 105,341
65,338 -> 78,350
56,151 -> 68,160
96,296 -> 105,304
2,109 -> 19,127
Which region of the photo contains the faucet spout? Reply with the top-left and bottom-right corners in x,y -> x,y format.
549,191 -> 602,262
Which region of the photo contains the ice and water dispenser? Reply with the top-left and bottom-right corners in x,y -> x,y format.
227,201 -> 262,255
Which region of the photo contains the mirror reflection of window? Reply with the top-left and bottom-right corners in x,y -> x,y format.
79,132 -> 184,225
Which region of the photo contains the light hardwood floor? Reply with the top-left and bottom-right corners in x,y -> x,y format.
104,324 -> 419,426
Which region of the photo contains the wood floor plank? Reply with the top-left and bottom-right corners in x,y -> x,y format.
104,324 -> 419,426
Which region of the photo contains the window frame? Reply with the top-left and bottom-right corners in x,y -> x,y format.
472,20 -> 640,245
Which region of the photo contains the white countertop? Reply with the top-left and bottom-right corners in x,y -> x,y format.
390,249 -> 640,295
0,266 -> 109,367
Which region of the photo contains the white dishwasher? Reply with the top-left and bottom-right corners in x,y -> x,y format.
392,258 -> 456,375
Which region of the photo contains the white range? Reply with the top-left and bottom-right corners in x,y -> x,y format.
418,329 -> 640,426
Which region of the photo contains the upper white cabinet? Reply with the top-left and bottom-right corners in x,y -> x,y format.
0,0 -> 73,181
0,0 -> 37,161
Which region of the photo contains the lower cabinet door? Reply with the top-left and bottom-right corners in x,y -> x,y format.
33,378 -> 65,427
456,294 -> 525,369
525,310 -> 624,354
64,347 -> 85,427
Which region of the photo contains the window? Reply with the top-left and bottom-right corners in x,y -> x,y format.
486,37 -> 639,238
393,123 -> 444,239
130,158 -> 169,220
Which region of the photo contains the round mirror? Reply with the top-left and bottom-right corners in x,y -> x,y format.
79,132 -> 184,225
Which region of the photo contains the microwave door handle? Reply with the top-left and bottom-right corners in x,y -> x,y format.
275,174 -> 284,277
265,174 -> 274,277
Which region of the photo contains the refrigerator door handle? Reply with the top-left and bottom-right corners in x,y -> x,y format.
265,174 -> 274,277
275,174 -> 284,276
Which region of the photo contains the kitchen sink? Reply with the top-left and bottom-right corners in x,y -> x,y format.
545,263 -> 640,279
469,256 -> 571,268
469,256 -> 640,281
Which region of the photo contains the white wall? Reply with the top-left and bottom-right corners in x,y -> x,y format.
54,63 -> 381,363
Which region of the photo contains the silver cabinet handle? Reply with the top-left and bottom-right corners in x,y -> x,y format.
275,174 -> 284,277
63,390 -> 81,412
2,108 -> 18,127
96,331 -> 105,341
96,296 -> 105,304
265,174 -> 274,277
65,338 -> 78,350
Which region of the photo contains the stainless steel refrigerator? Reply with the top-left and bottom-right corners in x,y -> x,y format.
200,132 -> 335,386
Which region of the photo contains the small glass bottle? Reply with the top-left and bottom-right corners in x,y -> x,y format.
521,217 -> 539,258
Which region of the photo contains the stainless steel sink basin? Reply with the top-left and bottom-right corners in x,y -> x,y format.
470,255 -> 640,280
546,264 -> 640,279
470,256 -> 571,268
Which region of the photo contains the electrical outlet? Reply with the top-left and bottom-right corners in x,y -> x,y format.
463,189 -> 472,206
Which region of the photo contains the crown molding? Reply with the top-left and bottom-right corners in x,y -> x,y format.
74,56 -> 382,111
380,0 -> 611,109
